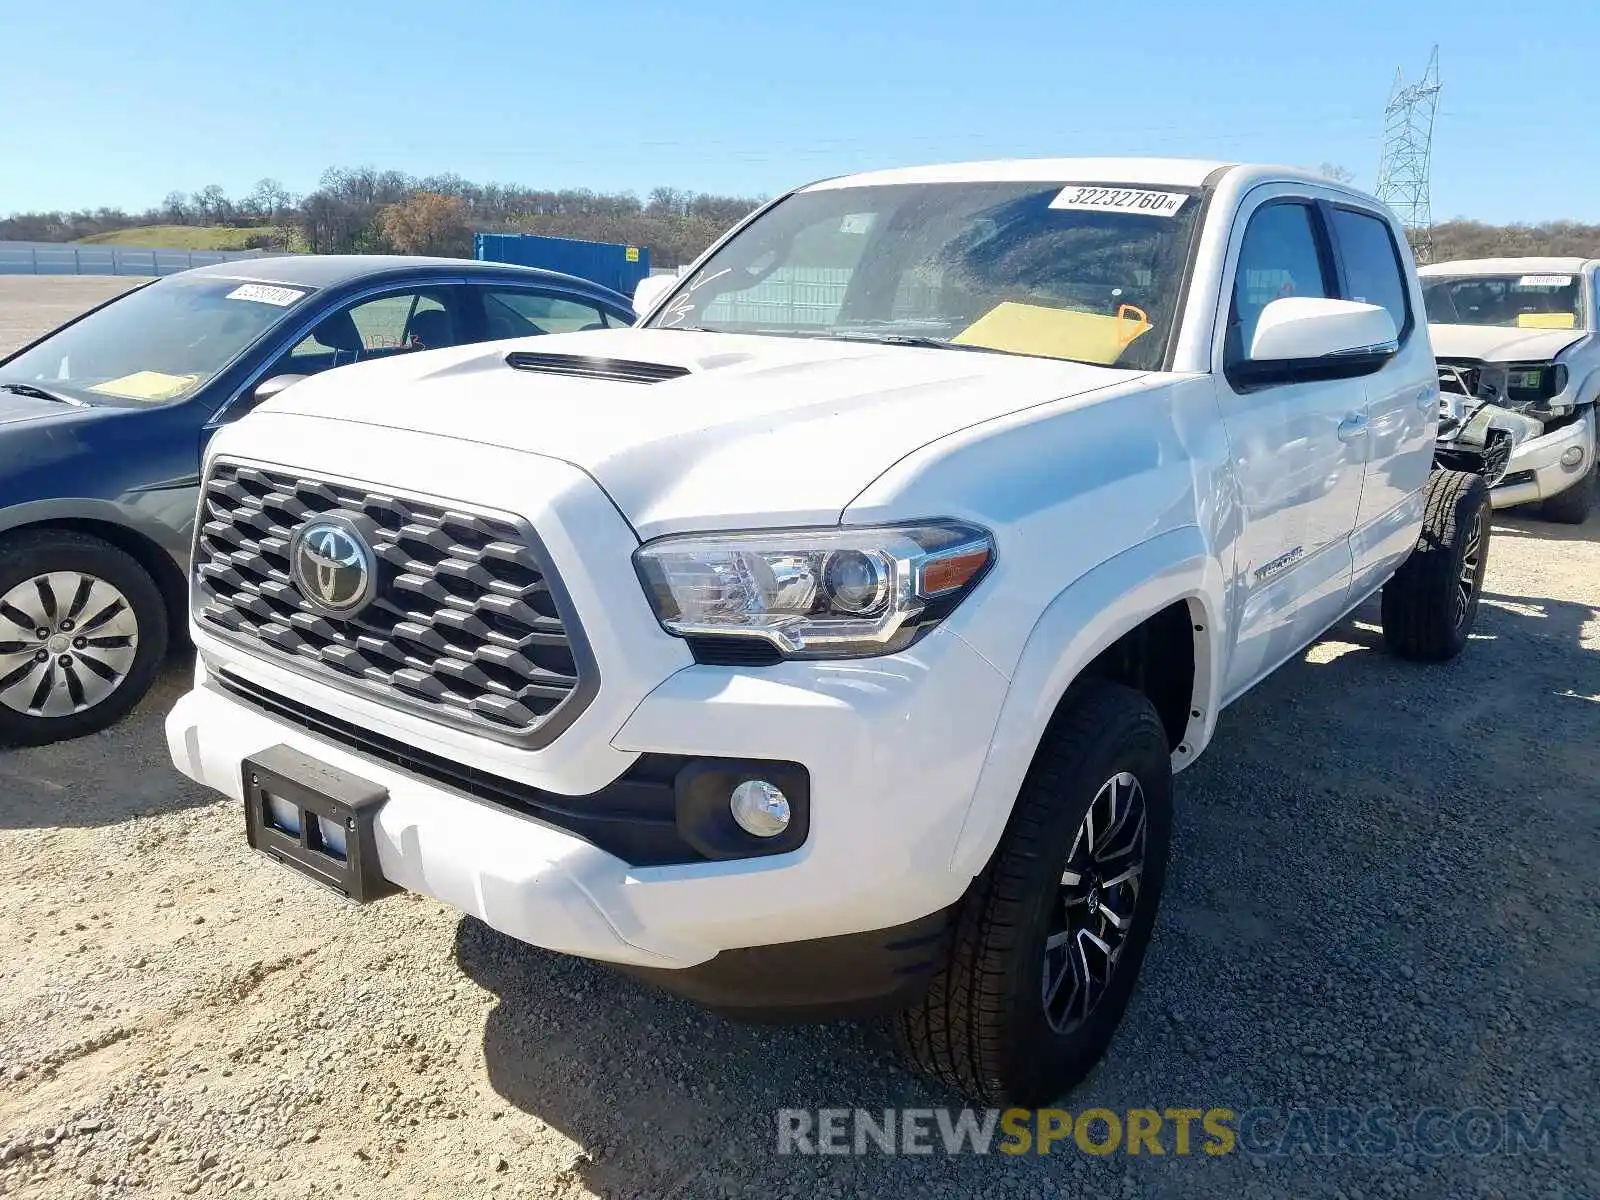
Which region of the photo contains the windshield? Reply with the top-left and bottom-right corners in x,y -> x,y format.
0,274 -> 315,405
646,181 -> 1203,369
1422,273 -> 1588,331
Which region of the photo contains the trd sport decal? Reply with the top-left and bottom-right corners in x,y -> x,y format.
1253,546 -> 1304,582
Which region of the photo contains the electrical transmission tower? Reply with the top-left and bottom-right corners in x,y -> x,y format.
1375,46 -> 1442,263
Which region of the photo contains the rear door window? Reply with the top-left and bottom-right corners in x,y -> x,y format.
482,291 -> 614,339
1329,208 -> 1411,340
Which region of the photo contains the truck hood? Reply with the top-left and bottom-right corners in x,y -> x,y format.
262,328 -> 1145,537
1428,324 -> 1588,363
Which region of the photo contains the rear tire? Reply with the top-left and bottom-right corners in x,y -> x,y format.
0,530 -> 168,747
1380,469 -> 1490,662
894,680 -> 1173,1105
1539,461 -> 1594,525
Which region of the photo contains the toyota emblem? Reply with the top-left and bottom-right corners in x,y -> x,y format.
289,517 -> 377,616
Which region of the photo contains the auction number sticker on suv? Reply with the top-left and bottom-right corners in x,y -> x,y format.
1050,186 -> 1190,216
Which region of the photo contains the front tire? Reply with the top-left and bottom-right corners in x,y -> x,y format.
1539,461 -> 1594,525
1380,469 -> 1490,662
0,530 -> 169,747
895,680 -> 1173,1105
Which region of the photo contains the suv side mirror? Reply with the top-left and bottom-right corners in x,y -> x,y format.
631,274 -> 677,322
1233,297 -> 1399,388
250,373 -> 309,406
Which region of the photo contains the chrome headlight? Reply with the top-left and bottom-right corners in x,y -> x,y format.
634,521 -> 994,659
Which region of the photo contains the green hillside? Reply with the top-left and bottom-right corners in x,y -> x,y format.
75,225 -> 270,250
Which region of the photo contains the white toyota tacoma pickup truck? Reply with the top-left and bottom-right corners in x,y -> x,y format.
166,158 -> 1491,1105
1421,257 -> 1598,524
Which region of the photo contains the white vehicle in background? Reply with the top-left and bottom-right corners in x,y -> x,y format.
168,158 -> 1490,1104
1421,258 -> 1598,523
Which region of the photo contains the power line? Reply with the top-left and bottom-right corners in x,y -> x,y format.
1375,46 -> 1442,263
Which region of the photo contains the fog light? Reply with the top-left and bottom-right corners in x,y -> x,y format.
1560,445 -> 1584,468
729,779 -> 791,838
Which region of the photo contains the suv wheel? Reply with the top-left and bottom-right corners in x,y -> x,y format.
895,680 -> 1173,1105
1380,469 -> 1491,662
0,530 -> 169,747
1539,461 -> 1594,525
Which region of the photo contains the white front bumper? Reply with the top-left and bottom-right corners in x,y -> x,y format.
169,623 -> 1008,969
169,411 -> 1013,971
1490,407 -> 1595,508
169,677 -> 683,965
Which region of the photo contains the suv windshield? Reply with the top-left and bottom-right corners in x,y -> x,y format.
1422,273 -> 1588,331
646,181 -> 1203,369
0,274 -> 315,405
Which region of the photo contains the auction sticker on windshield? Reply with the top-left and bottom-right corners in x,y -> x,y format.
1049,186 -> 1189,216
225,284 -> 306,307
87,370 -> 202,402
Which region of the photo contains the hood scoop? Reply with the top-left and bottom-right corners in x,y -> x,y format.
504,351 -> 691,385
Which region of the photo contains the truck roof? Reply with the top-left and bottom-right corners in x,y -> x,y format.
1420,257 -> 1597,277
801,157 -> 1362,194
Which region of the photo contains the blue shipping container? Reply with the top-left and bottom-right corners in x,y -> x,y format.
474,233 -> 651,297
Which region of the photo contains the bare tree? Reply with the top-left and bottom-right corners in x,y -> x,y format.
298,192 -> 370,254
246,178 -> 292,225
1319,163 -> 1357,185
191,184 -> 233,226
161,191 -> 191,225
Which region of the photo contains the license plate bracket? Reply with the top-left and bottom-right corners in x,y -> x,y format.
242,745 -> 398,903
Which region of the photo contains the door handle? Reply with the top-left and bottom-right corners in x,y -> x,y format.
1337,412 -> 1369,442
1416,387 -> 1437,411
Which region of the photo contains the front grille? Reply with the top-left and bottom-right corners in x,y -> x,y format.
194,461 -> 594,746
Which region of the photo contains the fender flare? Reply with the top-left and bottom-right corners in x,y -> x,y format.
0,496 -> 189,566
0,497 -> 192,632
947,525 -> 1226,878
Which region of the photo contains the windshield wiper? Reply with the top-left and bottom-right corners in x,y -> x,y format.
0,382 -> 88,408
823,332 -> 1011,354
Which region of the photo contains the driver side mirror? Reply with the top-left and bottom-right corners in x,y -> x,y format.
1232,297 -> 1399,388
631,274 -> 677,322
249,373 -> 309,407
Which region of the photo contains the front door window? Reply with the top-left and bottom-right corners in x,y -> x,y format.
285,289 -> 463,375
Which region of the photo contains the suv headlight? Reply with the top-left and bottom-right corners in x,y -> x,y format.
634,521 -> 994,659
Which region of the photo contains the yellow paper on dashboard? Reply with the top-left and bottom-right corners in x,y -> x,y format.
87,370 -> 202,402
952,302 -> 1151,365
1516,312 -> 1577,330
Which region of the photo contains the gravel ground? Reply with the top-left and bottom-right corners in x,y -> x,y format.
0,277 -> 143,353
1,280 -> 1597,1199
